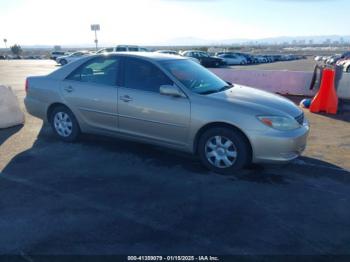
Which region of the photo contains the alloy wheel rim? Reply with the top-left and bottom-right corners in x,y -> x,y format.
205,136 -> 237,169
54,112 -> 73,137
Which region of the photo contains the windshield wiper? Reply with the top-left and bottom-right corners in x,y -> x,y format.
218,85 -> 233,92
200,85 -> 233,95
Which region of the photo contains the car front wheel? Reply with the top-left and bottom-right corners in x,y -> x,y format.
198,127 -> 251,175
50,106 -> 80,142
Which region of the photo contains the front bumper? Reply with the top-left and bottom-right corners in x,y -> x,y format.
250,119 -> 310,163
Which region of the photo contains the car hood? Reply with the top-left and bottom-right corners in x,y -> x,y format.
208,84 -> 302,117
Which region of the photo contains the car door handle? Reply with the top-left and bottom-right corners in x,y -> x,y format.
120,95 -> 132,102
64,86 -> 74,93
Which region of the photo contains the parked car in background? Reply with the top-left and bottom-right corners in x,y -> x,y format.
326,54 -> 342,65
56,51 -> 91,65
153,50 -> 199,64
284,54 -> 295,61
253,56 -> 268,63
139,47 -> 149,52
181,50 -> 224,67
314,56 -> 323,62
322,56 -> 330,62
341,51 -> 350,59
24,55 -> 44,60
240,53 -> 255,64
343,60 -> 350,73
96,45 -> 144,54
268,55 -> 277,62
25,52 -> 309,174
336,58 -> 350,66
8,55 -> 22,59
216,52 -> 255,64
50,51 -> 68,60
155,50 -> 179,55
217,53 -> 247,65
272,55 -> 283,62
336,52 -> 350,66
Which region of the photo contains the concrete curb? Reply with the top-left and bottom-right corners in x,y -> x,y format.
210,69 -> 350,99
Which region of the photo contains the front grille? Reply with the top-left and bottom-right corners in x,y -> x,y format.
295,113 -> 304,125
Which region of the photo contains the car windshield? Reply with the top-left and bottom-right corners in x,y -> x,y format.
96,49 -> 106,54
161,59 -> 232,95
71,52 -> 86,56
198,52 -> 209,57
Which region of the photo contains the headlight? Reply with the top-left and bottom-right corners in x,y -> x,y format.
257,115 -> 300,131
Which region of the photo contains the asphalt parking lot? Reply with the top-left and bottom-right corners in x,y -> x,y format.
1,60 -> 350,255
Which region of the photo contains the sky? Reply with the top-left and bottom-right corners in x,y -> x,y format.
0,0 -> 349,47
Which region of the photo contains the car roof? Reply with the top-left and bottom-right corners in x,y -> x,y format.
156,50 -> 176,52
97,52 -> 186,61
184,50 -> 206,53
117,45 -> 139,47
48,52 -> 188,80
72,50 -> 89,54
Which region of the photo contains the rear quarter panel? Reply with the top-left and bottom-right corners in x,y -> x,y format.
25,77 -> 63,121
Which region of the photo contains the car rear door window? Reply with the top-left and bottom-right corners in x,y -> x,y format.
128,47 -> 139,51
124,58 -> 173,93
67,57 -> 119,86
116,46 -> 127,51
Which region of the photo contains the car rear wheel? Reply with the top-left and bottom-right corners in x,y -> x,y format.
50,106 -> 80,142
60,59 -> 67,65
347,66 -> 350,73
198,127 -> 251,175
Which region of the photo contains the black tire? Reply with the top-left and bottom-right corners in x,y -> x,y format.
49,105 -> 80,142
198,127 -> 251,175
347,66 -> 350,73
60,59 -> 67,65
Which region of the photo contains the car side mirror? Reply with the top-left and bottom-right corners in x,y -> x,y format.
159,85 -> 185,98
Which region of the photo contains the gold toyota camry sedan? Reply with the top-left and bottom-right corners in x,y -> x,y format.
25,52 -> 309,174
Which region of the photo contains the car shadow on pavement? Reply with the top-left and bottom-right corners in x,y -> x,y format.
0,124 -> 23,146
2,123 -> 349,185
2,124 -> 350,255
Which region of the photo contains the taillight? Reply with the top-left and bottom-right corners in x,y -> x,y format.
25,78 -> 29,93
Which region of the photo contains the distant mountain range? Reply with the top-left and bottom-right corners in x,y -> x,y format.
163,35 -> 350,46
3,35 -> 350,49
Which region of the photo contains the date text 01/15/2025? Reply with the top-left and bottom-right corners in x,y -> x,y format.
127,256 -> 220,261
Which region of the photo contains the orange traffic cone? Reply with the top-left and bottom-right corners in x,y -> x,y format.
310,68 -> 338,114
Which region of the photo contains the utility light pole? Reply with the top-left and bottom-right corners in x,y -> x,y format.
3,38 -> 7,49
90,24 -> 100,51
